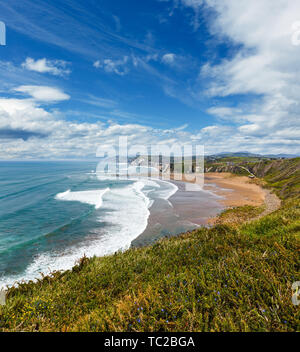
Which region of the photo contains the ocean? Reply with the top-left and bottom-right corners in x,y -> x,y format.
0,161 -> 223,288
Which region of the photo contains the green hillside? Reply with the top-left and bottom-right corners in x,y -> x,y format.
0,158 -> 299,332
206,157 -> 300,200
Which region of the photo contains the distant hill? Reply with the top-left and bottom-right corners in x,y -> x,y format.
209,152 -> 299,159
264,154 -> 299,159
212,152 -> 261,158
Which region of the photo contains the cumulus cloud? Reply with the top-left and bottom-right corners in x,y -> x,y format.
3,0 -> 300,158
22,58 -> 71,76
0,89 -> 298,159
13,85 -> 70,102
0,87 -> 196,159
162,53 -> 176,65
168,0 -> 300,153
0,98 -> 55,135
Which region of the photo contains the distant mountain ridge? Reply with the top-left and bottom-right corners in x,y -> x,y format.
209,152 -> 299,159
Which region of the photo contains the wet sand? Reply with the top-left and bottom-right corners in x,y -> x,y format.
131,179 -> 224,247
131,173 -> 269,248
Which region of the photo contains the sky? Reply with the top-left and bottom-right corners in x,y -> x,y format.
0,0 -> 299,159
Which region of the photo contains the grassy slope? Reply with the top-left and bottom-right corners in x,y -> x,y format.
257,158 -> 300,200
0,160 -> 299,332
206,157 -> 300,193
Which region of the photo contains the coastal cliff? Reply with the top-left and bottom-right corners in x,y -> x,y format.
205,157 -> 300,199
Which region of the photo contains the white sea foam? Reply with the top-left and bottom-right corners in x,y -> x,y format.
55,188 -> 110,209
155,180 -> 178,200
0,178 -> 181,289
0,181 -> 152,288
96,180 -> 151,251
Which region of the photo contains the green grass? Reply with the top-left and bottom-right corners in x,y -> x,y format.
216,205 -> 265,225
206,157 -> 300,200
0,199 -> 299,332
262,158 -> 300,200
0,158 -> 299,332
214,157 -> 265,163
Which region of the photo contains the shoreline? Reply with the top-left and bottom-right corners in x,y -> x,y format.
169,171 -> 276,208
204,172 -> 281,216
203,173 -> 281,224
182,172 -> 281,223
162,171 -> 269,207
131,178 -> 224,247
134,172 -> 281,247
2,173 -> 280,288
132,172 -> 272,247
204,172 -> 266,207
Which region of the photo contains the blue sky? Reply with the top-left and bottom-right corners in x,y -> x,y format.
0,0 -> 299,159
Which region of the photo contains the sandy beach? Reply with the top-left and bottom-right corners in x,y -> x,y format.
131,172 -> 281,248
204,172 -> 266,207
168,171 -> 268,207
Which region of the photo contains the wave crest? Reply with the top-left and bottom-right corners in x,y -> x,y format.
55,188 -> 110,209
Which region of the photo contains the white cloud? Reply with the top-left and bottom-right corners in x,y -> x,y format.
81,95 -> 117,109
162,53 -> 176,65
22,58 -> 71,76
171,0 -> 300,152
207,107 -> 242,118
162,0 -> 204,29
13,85 -> 70,102
93,60 -> 101,69
238,124 -> 261,135
0,98 -> 56,134
93,56 -> 129,75
3,0 -> 300,158
0,90 -> 299,159
94,53 -> 180,76
0,87 -> 196,159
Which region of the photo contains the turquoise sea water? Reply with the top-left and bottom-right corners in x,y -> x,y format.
0,161 -> 179,287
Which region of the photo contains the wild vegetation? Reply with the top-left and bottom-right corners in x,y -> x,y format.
205,157 -> 300,201
0,158 -> 299,332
